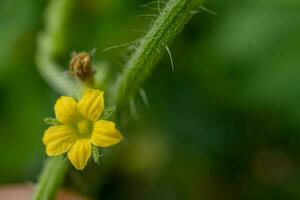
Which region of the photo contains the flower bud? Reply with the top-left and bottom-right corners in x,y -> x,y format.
69,52 -> 93,84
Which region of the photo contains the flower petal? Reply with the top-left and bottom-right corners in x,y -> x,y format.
91,120 -> 123,147
43,125 -> 77,156
77,89 -> 104,121
67,138 -> 91,170
55,96 -> 81,124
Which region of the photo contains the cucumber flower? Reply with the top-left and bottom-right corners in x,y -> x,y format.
43,89 -> 123,170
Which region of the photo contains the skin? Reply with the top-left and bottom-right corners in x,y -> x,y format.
0,184 -> 88,200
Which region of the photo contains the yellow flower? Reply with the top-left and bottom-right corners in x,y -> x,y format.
43,89 -> 123,170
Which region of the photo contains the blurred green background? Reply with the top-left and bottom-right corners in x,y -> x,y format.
0,0 -> 300,199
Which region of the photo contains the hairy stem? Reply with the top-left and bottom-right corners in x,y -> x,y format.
111,0 -> 204,107
33,157 -> 70,200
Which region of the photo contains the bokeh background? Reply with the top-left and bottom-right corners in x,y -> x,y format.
1,0 -> 300,199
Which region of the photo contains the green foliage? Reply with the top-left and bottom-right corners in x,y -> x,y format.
33,0 -> 204,199
1,0 -> 300,199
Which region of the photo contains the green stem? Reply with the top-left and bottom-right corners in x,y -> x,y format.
33,0 -> 76,200
36,0 -> 81,96
111,0 -> 204,107
33,157 -> 70,200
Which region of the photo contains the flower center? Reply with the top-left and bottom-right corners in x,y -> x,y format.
76,119 -> 93,136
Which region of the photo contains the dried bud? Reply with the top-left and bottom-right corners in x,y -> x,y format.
69,52 -> 93,84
